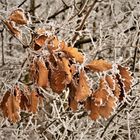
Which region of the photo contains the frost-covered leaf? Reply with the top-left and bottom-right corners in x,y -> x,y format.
4,20 -> 21,38
86,59 -> 112,72
0,87 -> 21,123
75,69 -> 91,102
36,58 -> 49,88
85,78 -> 117,120
61,43 -> 84,63
118,65 -> 133,92
68,80 -> 78,111
28,91 -> 39,113
9,8 -> 28,25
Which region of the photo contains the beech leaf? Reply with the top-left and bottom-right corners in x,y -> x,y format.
86,59 -> 112,72
4,20 -> 21,38
61,44 -> 84,63
36,58 -> 49,88
9,9 -> 28,25
118,65 -> 133,92
75,69 -> 91,101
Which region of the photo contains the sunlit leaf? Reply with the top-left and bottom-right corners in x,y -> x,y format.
118,65 -> 133,92
86,59 -> 112,72
9,8 -> 28,25
75,69 -> 91,101
61,43 -> 84,63
0,87 -> 21,123
28,91 -> 38,113
36,58 -> 49,88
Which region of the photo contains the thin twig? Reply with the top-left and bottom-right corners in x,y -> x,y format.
14,57 -> 28,84
18,0 -> 27,8
127,111 -> 131,140
74,36 -> 97,47
0,28 -> 5,65
68,0 -> 89,21
100,95 -> 138,138
48,5 -> 70,20
72,0 -> 98,44
30,0 -> 35,16
132,46 -> 138,72
61,0 -> 69,7
100,103 -> 127,138
28,4 -> 41,13
1,19 -> 28,48
78,0 -> 89,16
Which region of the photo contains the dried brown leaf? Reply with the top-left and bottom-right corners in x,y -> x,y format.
0,91 -> 11,117
35,35 -> 48,47
57,57 -> 72,84
86,59 -> 112,72
3,87 -> 21,123
61,44 -> 84,63
118,65 -> 133,92
49,68 -> 67,94
4,20 -> 21,38
105,75 -> 115,90
36,58 -> 49,88
99,96 -> 116,119
86,78 -> 117,120
75,69 -> 91,101
9,9 -> 28,25
113,78 -> 121,99
28,91 -> 38,113
20,91 -> 30,111
68,80 -> 78,111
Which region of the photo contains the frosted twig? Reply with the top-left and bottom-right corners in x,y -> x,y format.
127,111 -> 131,140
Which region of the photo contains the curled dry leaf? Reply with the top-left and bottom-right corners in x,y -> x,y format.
0,87 -> 21,123
6,92 -> 21,123
28,91 -> 38,113
99,96 -> 116,119
29,58 -> 49,88
85,79 -> 117,121
29,60 -> 38,83
9,8 -> 28,25
35,35 -> 48,47
86,59 -> 112,72
84,97 -> 100,121
0,91 -> 11,118
118,65 -> 133,92
68,80 -> 78,111
115,74 -> 125,101
4,20 -> 21,38
61,43 -> 84,63
47,36 -> 59,52
57,57 -> 72,84
49,68 -> 67,94
35,27 -> 46,35
31,35 -> 48,51
90,90 -> 116,120
49,56 -> 75,93
75,69 -> 91,102
36,58 -> 49,88
20,87 -> 44,112
48,54 -> 57,67
20,91 -> 30,111
105,75 -> 121,99
113,79 -> 121,99
105,75 -> 115,90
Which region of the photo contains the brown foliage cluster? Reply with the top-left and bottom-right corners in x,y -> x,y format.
0,8 -> 133,123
